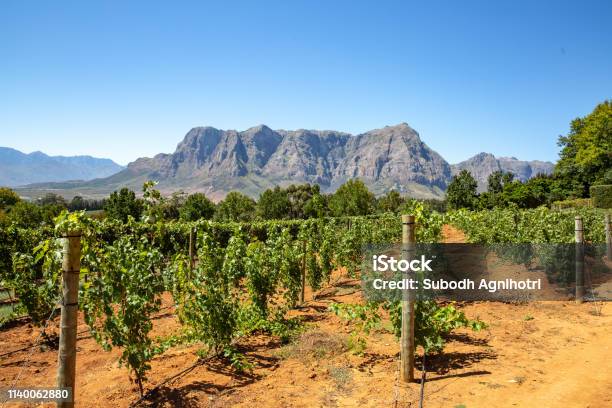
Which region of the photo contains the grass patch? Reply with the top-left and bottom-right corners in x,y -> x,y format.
275,329 -> 346,361
329,365 -> 353,390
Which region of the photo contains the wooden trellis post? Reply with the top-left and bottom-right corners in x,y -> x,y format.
575,216 -> 584,304
605,214 -> 612,261
401,214 -> 415,382
57,231 -> 81,408
300,241 -> 306,304
189,228 -> 196,271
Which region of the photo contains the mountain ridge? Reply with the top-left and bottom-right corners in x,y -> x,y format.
8,124 -> 554,200
0,147 -> 125,187
111,123 -> 450,200
451,152 -> 554,192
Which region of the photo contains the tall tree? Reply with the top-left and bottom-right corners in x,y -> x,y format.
214,192 -> 256,222
104,188 -> 143,222
555,100 -> 612,197
257,186 -> 291,220
180,193 -> 216,221
328,179 -> 375,217
37,193 -> 67,208
447,170 -> 478,210
0,187 -> 20,210
377,190 -> 405,213
286,184 -> 320,219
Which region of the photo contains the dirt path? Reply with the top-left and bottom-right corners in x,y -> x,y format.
0,225 -> 610,407
442,224 -> 468,243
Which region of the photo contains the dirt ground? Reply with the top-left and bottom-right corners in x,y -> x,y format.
1,226 -> 611,408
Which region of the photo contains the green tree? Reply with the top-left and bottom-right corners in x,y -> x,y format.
214,192 -> 256,222
328,179 -> 375,217
487,171 -> 503,194
446,170 -> 478,210
555,100 -> 612,197
162,191 -> 187,220
37,193 -> 67,208
180,193 -> 216,221
0,187 -> 20,210
286,184 -> 320,218
303,193 -> 328,218
104,188 -> 143,222
257,186 -> 291,220
7,201 -> 43,228
377,190 -> 405,213
480,171 -> 515,208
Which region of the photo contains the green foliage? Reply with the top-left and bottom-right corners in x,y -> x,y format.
180,192 -> 216,221
245,240 -> 279,316
555,100 -> 612,197
237,305 -> 303,344
257,186 -> 291,220
447,170 -> 478,210
387,300 -> 487,353
9,237 -> 61,325
6,201 -> 44,228
81,232 -> 165,396
303,192 -> 327,218
214,191 -> 256,222
487,171 -> 511,194
377,190 -> 405,213
0,187 -> 20,210
266,227 -> 301,306
551,198 -> 592,209
37,193 -> 67,208
67,195 -> 106,211
477,174 -> 568,210
176,230 -> 241,354
286,184 -> 322,219
331,299 -> 486,355
400,200 -> 444,243
4,207 -> 452,394
328,179 -> 376,216
590,184 -> 612,208
449,207 -> 607,243
329,302 -> 381,355
104,187 -> 143,222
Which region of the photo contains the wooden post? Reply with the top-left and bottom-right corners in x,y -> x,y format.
605,214 -> 612,261
575,216 -> 584,304
401,214 -> 415,383
300,241 -> 306,304
57,232 -> 81,408
188,228 -> 196,271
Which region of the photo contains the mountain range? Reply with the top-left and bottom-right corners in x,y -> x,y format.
0,147 -> 124,187
6,123 -> 554,200
451,152 -> 554,192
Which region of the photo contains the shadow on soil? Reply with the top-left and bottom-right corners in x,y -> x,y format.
418,350 -> 497,376
136,340 -> 282,408
138,361 -> 262,408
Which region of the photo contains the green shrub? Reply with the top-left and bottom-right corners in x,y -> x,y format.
590,185 -> 612,208
551,198 -> 592,210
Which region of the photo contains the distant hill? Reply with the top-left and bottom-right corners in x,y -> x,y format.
0,147 -> 124,187
451,152 -> 554,192
12,125 -> 555,200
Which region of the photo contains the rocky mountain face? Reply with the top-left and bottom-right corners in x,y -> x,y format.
451,152 -> 554,192
0,147 -> 124,187
119,123 -> 451,199
12,125 -> 555,200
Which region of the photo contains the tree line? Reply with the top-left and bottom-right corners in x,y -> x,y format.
447,100 -> 611,210
0,180 -> 444,228
1,100 -> 609,225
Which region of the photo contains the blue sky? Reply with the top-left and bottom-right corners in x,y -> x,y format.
1,0 -> 610,165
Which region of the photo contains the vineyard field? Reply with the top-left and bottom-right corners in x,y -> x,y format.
0,206 -> 611,407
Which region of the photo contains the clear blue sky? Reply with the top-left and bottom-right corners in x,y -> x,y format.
1,0 -> 610,165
